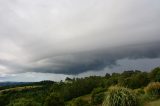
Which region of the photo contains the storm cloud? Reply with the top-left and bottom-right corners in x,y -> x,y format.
0,0 -> 160,79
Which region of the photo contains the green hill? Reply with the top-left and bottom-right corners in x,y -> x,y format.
0,67 -> 160,106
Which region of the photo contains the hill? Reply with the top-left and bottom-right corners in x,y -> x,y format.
0,67 -> 160,106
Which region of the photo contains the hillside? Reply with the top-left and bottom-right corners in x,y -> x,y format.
0,67 -> 160,106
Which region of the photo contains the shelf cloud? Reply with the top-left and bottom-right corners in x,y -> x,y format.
0,0 -> 160,80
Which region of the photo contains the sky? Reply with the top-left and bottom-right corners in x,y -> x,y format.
0,0 -> 160,82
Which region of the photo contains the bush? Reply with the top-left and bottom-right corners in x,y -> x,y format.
92,92 -> 104,105
7,98 -> 41,106
133,88 -> 145,95
44,92 -> 64,106
149,67 -> 160,82
139,94 -> 154,105
102,86 -> 139,106
144,82 -> 160,97
68,98 -> 90,106
91,87 -> 105,105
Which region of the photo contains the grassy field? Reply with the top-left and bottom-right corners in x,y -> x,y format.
0,86 -> 41,94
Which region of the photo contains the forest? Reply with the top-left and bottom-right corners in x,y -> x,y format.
0,67 -> 160,106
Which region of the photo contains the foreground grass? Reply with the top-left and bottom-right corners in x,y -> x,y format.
66,93 -> 91,105
146,99 -> 160,106
79,94 -> 91,102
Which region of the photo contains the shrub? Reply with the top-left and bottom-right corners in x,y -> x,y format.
144,82 -> 160,97
91,87 -> 105,105
102,86 -> 139,106
7,98 -> 41,106
149,67 -> 160,82
92,92 -> 104,105
68,98 -> 90,106
133,88 -> 145,95
44,92 -> 64,106
138,94 -> 153,105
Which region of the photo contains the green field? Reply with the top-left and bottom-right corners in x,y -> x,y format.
0,86 -> 41,94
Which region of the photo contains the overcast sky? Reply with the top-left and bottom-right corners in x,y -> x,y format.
0,0 -> 160,82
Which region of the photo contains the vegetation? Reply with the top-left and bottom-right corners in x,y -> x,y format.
44,92 -> 65,106
0,67 -> 160,106
146,99 -> 160,106
91,87 -> 105,105
67,98 -> 90,106
7,98 -> 41,106
103,86 -> 139,106
144,82 -> 160,97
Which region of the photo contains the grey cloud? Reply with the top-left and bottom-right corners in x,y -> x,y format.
0,0 -> 160,76
29,41 -> 160,74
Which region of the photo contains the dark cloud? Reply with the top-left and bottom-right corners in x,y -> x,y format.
0,0 -> 160,79
28,41 -> 160,74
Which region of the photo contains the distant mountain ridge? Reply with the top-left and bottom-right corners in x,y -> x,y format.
0,82 -> 32,86
0,80 -> 55,87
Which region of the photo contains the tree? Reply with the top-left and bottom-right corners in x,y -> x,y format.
105,73 -> 111,78
119,72 -> 150,89
65,77 -> 72,82
121,70 -> 134,78
149,67 -> 160,82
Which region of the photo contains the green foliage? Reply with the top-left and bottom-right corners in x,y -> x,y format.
1,67 -> 160,106
133,88 -> 145,95
105,77 -> 118,88
0,94 -> 10,106
65,77 -> 73,82
55,76 -> 103,101
92,92 -> 104,105
91,87 -> 105,105
145,99 -> 160,106
68,98 -> 90,106
102,86 -> 140,106
144,82 -> 160,97
121,70 -> 135,78
7,98 -> 41,106
119,71 -> 150,89
44,92 -> 64,106
149,67 -> 160,82
105,73 -> 111,78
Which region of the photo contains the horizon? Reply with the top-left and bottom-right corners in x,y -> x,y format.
0,0 -> 160,82
0,66 -> 158,83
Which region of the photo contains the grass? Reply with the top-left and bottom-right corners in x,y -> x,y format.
103,86 -> 139,106
66,93 -> 92,105
79,94 -> 91,102
0,86 -> 41,94
146,99 -> 160,106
